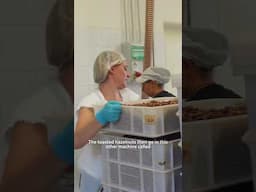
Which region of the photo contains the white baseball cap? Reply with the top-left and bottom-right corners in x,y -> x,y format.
136,67 -> 171,84
183,27 -> 229,69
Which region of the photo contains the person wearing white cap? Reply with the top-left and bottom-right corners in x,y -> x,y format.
182,27 -> 240,101
75,50 -> 139,192
136,67 -> 175,98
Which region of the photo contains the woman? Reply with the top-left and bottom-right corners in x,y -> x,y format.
75,50 -> 139,191
0,0 -> 74,191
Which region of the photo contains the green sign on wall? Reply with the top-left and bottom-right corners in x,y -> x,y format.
131,44 -> 144,61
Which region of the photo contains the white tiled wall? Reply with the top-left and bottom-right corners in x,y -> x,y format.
154,32 -> 179,96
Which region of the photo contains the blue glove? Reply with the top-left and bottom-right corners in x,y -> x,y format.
95,101 -> 121,126
50,119 -> 74,165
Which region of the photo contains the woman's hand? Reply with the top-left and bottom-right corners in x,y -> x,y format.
95,101 -> 121,126
75,101 -> 122,149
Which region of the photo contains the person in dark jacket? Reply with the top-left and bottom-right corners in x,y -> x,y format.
136,67 -> 176,98
182,27 -> 241,101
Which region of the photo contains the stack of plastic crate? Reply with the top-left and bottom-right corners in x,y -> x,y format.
99,97 -> 181,192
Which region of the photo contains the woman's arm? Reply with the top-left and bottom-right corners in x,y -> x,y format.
0,122 -> 68,192
74,107 -> 103,149
75,101 -> 122,149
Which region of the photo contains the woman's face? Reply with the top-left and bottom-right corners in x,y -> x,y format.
111,63 -> 130,89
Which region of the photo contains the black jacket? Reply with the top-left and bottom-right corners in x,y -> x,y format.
187,83 -> 241,101
153,90 -> 175,98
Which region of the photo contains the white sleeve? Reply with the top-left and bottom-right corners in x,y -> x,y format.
3,96 -> 47,137
75,95 -> 95,113
75,92 -> 105,118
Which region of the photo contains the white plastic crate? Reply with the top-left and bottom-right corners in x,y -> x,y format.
183,99 -> 251,191
102,163 -> 182,192
102,97 -> 180,137
99,133 -> 182,192
100,133 -> 182,171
